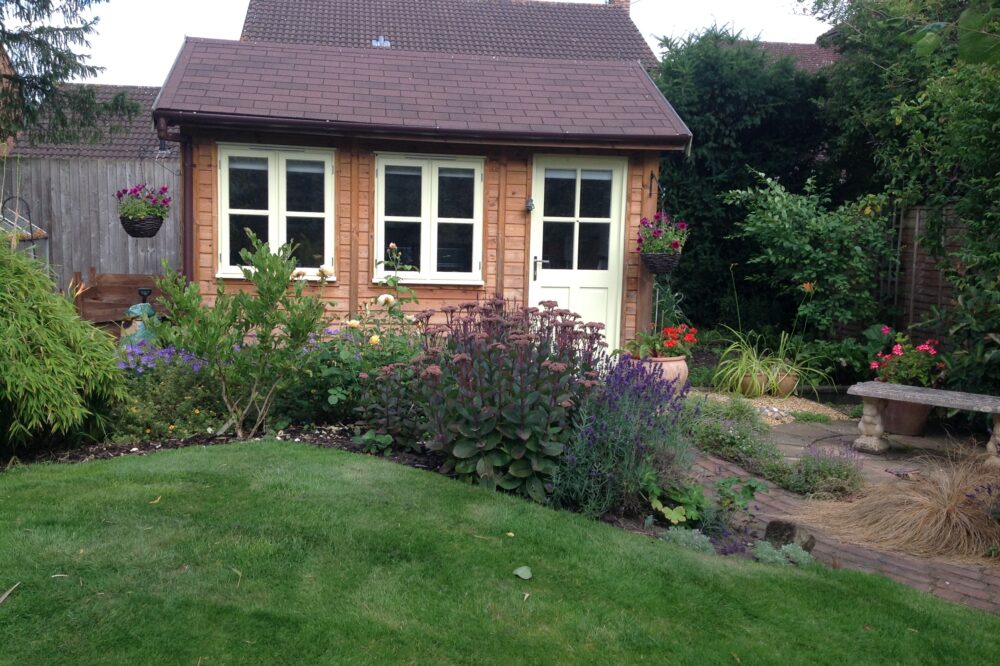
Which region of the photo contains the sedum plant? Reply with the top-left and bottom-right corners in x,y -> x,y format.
155,232 -> 330,439
0,233 -> 125,447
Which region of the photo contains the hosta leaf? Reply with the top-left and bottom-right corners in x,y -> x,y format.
541,442 -> 564,456
475,456 -> 493,478
452,440 -> 480,459
508,459 -> 533,478
486,450 -> 511,467
516,428 -> 532,441
513,566 -> 533,580
454,458 -> 478,475
525,475 -> 547,502
497,474 -> 523,490
508,443 -> 527,460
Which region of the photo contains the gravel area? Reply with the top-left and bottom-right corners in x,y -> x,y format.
690,390 -> 850,426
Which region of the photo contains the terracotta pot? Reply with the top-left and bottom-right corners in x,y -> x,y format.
773,372 -> 799,398
642,355 -> 689,390
738,372 -> 769,397
882,399 -> 932,436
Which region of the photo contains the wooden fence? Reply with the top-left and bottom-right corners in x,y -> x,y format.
893,206 -> 962,337
1,155 -> 182,289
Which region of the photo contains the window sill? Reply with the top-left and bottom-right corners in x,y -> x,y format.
215,271 -> 337,283
373,276 -> 484,287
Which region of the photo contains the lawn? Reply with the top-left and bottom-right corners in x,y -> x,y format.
1,442 -> 998,665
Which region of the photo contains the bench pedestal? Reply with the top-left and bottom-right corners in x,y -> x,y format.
987,414 -> 1000,467
854,397 -> 890,453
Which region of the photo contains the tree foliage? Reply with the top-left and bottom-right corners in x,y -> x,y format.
0,0 -> 138,143
654,27 -> 832,328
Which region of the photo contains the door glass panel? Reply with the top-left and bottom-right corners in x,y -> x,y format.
228,157 -> 268,210
286,160 -> 325,213
437,223 -> 473,273
579,170 -> 612,218
287,216 -> 325,268
385,166 -> 422,217
542,221 -> 574,269
229,214 -> 269,265
577,223 -> 610,270
384,221 -> 421,269
543,169 -> 576,218
438,168 -> 475,219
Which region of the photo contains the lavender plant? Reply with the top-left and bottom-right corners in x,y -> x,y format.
551,355 -> 691,518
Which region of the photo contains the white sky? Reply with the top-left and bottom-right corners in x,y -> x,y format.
84,0 -> 830,86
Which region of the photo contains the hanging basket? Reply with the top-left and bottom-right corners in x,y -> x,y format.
640,251 -> 680,275
120,215 -> 164,238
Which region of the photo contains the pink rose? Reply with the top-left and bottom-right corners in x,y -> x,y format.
881,325 -> 891,335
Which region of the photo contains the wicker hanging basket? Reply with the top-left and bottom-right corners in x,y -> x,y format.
120,215 -> 165,238
640,251 -> 681,275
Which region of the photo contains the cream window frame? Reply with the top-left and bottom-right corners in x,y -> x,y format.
374,154 -> 484,285
216,144 -> 335,280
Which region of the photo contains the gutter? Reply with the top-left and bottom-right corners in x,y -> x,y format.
157,117 -> 194,282
151,109 -> 692,152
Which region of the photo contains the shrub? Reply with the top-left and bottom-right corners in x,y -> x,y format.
155,233 -> 330,439
661,526 -> 715,555
109,342 -> 224,442
0,234 -> 125,448
751,540 -> 789,566
685,397 -> 788,482
551,355 -> 690,518
723,172 -> 894,336
790,411 -> 832,424
786,445 -> 863,497
368,299 -> 606,501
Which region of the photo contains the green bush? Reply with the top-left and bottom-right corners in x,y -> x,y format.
786,445 -> 863,498
551,355 -> 691,518
0,234 -> 124,448
155,233 -> 330,439
752,541 -> 815,567
108,343 -> 225,443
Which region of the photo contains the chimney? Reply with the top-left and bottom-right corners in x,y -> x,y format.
608,0 -> 630,10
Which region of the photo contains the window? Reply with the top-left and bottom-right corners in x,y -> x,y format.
375,155 -> 484,283
217,145 -> 334,278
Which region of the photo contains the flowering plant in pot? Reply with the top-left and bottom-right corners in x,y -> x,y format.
635,211 -> 689,274
115,184 -> 172,238
869,326 -> 945,435
617,324 -> 697,388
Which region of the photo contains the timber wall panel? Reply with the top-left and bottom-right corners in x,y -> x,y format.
1,156 -> 182,287
896,207 -> 963,338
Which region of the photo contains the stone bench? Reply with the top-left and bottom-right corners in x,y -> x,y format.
847,381 -> 1000,465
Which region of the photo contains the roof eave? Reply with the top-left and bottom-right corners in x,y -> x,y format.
152,109 -> 691,151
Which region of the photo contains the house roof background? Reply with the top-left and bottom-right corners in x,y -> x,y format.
10,85 -> 175,159
153,38 -> 690,148
240,0 -> 658,69
757,41 -> 840,73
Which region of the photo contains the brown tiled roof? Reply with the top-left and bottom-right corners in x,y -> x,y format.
11,85 -> 176,159
240,0 -> 657,69
153,38 -> 690,148
757,42 -> 840,73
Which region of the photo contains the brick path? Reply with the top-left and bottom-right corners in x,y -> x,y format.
692,452 -> 1000,615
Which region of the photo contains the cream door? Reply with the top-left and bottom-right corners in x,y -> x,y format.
528,156 -> 626,350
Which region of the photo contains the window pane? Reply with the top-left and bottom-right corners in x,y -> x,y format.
437,223 -> 473,273
438,168 -> 475,219
287,216 -> 325,268
286,160 -> 325,213
577,223 -> 610,270
229,214 -> 268,266
579,170 -> 612,218
542,221 -> 574,270
543,169 -> 576,217
385,165 -> 422,217
229,157 -> 268,210
385,221 -> 421,270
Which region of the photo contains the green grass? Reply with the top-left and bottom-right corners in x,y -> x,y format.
2,442 -> 999,665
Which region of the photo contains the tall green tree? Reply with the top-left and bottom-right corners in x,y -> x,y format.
654,27 -> 831,327
0,0 -> 137,144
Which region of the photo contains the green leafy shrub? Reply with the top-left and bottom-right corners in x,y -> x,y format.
723,172 -> 894,336
660,526 -> 715,555
791,411 -> 832,424
373,299 -> 606,502
752,541 -> 815,567
0,234 -> 125,447
786,445 -> 863,498
551,355 -> 691,518
154,233 -> 330,439
108,342 -> 224,442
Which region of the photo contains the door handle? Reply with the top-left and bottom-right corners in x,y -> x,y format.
533,256 -> 550,281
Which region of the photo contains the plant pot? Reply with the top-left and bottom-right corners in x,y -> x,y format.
738,372 -> 768,398
640,252 -> 680,275
882,399 -> 932,436
120,215 -> 164,238
773,372 -> 799,398
642,355 -> 689,390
